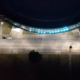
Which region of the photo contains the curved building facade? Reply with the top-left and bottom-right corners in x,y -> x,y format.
0,0 -> 80,34
0,15 -> 80,34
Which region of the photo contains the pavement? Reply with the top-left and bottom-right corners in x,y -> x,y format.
0,37 -> 80,53
10,26 -> 23,38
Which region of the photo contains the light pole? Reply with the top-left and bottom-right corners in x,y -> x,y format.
1,22 -> 4,25
69,42 -> 74,52
69,42 -> 73,80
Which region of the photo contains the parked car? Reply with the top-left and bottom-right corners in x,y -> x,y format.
7,37 -> 12,39
1,37 -> 6,39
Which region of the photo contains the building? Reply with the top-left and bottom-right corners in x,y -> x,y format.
0,0 -> 80,34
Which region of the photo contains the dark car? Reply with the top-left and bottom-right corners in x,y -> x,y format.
1,37 -> 6,39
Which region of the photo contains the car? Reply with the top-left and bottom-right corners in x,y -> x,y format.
7,37 -> 12,39
1,37 -> 6,39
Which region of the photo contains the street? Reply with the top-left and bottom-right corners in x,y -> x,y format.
0,38 -> 80,53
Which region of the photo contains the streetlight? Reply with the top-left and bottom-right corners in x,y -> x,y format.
69,43 -> 74,52
1,22 -> 4,25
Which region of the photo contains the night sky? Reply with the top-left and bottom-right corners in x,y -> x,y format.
0,0 -> 80,29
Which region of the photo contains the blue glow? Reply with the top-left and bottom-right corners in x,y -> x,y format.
29,30 -> 32,32
38,31 -> 40,33
37,29 -> 40,31
22,24 -> 79,34
61,30 -> 63,32
41,32 -> 43,33
58,30 -> 60,32
66,28 -> 68,30
63,29 -> 65,31
49,32 -> 51,34
52,31 -> 54,33
5,15 -> 80,34
64,27 -> 68,28
55,30 -> 57,32
55,31 -> 57,33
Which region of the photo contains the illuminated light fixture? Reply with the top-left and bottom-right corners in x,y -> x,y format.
61,30 -> 63,32
38,31 -> 40,33
1,22 -> 4,25
14,23 -> 16,25
55,31 -> 57,33
40,30 -> 43,32
49,32 -> 51,34
64,27 -> 69,31
66,28 -> 68,30
14,22 -> 19,26
57,30 -> 59,32
29,30 -> 32,32
64,27 -> 68,28
63,29 -> 65,31
55,30 -> 58,32
52,31 -> 54,33
41,32 -> 43,33
57,29 -> 60,32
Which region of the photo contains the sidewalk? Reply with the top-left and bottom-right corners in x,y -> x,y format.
9,26 -> 23,38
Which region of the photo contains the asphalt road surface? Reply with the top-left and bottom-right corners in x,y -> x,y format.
0,38 -> 80,52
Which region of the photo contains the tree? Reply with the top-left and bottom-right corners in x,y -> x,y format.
29,50 -> 42,64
